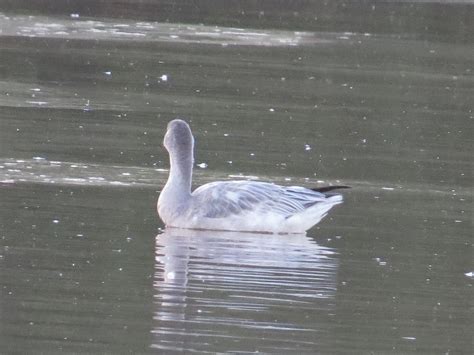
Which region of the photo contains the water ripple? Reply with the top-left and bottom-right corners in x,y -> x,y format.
0,13 -> 332,47
0,157 -> 165,187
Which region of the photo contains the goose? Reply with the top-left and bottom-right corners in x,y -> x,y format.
157,119 -> 348,234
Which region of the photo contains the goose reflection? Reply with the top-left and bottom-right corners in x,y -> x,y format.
152,228 -> 339,352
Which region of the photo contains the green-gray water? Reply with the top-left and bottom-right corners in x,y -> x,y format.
1,2 -> 472,353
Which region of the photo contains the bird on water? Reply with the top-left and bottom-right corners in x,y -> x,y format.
158,119 -> 348,234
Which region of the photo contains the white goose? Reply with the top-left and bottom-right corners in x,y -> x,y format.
157,119 -> 347,234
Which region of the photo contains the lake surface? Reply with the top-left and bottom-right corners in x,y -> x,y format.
1,2 -> 473,353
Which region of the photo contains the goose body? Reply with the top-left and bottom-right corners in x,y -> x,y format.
157,119 -> 346,234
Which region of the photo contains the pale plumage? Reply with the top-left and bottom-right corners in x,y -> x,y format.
157,119 -> 346,234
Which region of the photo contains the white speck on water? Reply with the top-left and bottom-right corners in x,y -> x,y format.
52,219 -> 59,224
269,108 -> 275,112
160,74 -> 168,81
464,271 -> 474,278
382,187 -> 395,191
197,163 -> 208,169
104,71 -> 112,76
223,133 -> 230,137
33,156 -> 46,161
304,144 -> 311,151
110,181 -> 130,186
63,178 -> 86,183
121,172 -> 131,176
70,13 -> 80,18
454,220 -> 462,223
27,101 -> 48,106
88,177 -> 105,181
284,177 -> 292,181
250,153 -> 255,157
361,138 -> 367,143
402,337 -> 416,341
0,179 -> 15,184
227,160 -> 233,164
374,257 -> 387,266
228,174 -> 259,180
30,88 -> 41,92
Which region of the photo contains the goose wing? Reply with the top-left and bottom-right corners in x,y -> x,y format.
192,181 -> 330,219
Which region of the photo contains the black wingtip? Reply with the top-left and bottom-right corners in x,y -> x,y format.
311,185 -> 351,193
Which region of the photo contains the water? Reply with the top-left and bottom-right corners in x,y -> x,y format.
1,2 -> 473,353
153,230 -> 339,352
